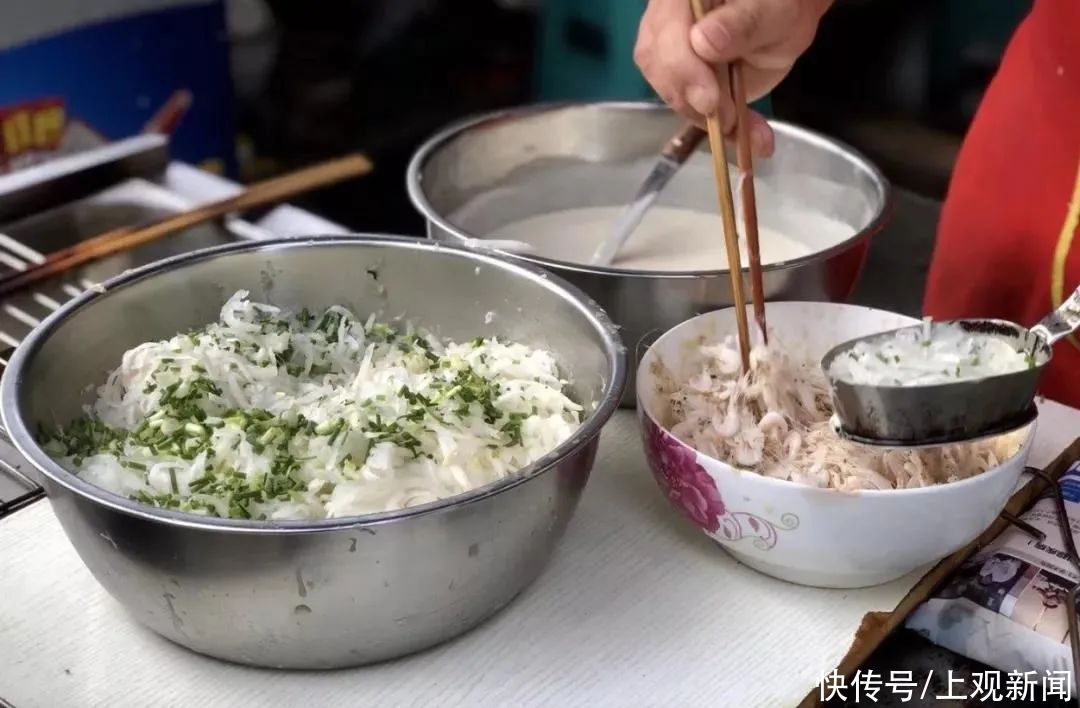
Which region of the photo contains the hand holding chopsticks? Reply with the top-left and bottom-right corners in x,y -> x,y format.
688,0 -> 767,372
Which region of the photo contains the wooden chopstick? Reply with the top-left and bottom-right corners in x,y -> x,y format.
729,63 -> 767,344
0,154 -> 372,299
689,0 -> 751,371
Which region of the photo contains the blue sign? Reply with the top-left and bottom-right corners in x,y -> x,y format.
0,1 -> 235,175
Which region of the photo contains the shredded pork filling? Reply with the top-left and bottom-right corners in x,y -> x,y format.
42,291 -> 582,520
656,335 -> 1022,491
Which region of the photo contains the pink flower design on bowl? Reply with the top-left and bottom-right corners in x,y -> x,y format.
642,416 -> 725,532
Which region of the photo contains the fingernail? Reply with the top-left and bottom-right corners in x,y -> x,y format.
686,85 -> 717,117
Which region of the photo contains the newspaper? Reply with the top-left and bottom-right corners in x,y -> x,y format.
907,461 -> 1080,678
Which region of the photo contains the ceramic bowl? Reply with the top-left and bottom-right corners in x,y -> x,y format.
636,302 -> 1035,588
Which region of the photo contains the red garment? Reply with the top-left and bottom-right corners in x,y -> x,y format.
924,0 -> 1080,408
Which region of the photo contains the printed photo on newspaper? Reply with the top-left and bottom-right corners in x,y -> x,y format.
907,461 -> 1080,681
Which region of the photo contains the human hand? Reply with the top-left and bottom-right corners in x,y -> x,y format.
634,0 -> 831,156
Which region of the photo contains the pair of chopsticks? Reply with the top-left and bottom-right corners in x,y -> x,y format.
689,0 -> 766,372
0,154 -> 372,299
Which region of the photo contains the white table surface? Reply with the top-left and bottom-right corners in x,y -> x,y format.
3,401 -> 1079,708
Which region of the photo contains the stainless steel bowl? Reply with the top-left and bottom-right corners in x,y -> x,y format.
0,236 -> 625,669
407,102 -> 891,405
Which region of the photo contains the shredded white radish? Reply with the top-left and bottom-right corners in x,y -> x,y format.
829,320 -> 1034,386
653,335 -> 1023,491
42,291 -> 582,520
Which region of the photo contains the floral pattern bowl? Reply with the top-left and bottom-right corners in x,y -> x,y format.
637,302 -> 1035,589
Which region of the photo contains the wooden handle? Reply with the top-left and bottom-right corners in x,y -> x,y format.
221,153 -> 372,215
142,89 -> 193,135
660,123 -> 707,163
0,153 -> 373,298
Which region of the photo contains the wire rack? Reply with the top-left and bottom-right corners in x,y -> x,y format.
0,232 -> 101,518
0,232 -> 104,363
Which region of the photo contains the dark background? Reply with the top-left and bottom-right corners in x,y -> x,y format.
229,0 -> 1031,235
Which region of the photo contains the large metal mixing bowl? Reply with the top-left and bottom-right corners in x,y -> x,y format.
407,102 -> 891,405
0,236 -> 625,669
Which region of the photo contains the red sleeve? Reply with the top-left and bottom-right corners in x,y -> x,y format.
923,1 -> 1080,407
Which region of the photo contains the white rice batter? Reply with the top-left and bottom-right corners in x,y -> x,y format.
489,205 -> 850,271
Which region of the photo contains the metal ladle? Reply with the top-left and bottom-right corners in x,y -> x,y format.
822,285 -> 1080,447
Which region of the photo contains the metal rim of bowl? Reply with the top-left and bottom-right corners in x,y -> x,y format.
634,301 -> 1038,497
0,235 -> 628,534
406,100 -> 894,279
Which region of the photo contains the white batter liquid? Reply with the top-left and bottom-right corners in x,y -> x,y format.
489,205 -> 841,271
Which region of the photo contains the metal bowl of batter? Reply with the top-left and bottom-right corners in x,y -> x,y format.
407,102 -> 891,405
